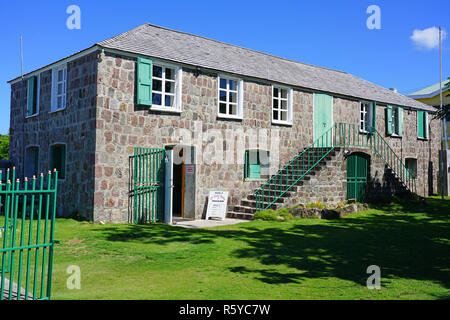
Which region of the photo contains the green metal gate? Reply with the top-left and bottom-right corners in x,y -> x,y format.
131,148 -> 165,223
346,154 -> 368,202
1,168 -> 58,300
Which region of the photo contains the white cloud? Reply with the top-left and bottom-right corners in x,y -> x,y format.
410,27 -> 447,50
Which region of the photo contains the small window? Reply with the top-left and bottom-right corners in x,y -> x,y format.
218,76 -> 242,119
386,106 -> 403,136
26,74 -> 40,117
405,158 -> 417,179
417,111 -> 428,139
244,150 -> 270,180
25,146 -> 39,178
360,101 -> 373,133
49,144 -> 66,179
152,64 -> 180,110
51,65 -> 67,112
272,86 -> 293,124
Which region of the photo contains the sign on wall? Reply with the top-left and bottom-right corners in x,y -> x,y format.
205,191 -> 228,221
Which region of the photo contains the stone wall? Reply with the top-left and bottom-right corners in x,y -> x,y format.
9,49 -> 442,223
9,52 -> 98,218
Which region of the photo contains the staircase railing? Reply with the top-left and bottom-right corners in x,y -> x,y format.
254,122 -> 416,212
254,123 -> 338,211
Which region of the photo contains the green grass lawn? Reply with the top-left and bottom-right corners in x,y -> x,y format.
5,197 -> 450,300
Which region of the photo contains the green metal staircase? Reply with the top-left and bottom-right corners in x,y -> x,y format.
228,122 -> 416,219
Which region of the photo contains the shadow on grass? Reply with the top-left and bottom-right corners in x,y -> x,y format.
98,198 -> 450,291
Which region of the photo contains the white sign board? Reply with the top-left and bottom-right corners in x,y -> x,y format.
205,191 -> 228,221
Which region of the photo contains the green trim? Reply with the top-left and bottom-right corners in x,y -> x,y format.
136,57 -> 153,106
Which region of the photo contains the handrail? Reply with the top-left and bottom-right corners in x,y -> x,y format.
254,122 -> 416,212
254,123 -> 337,211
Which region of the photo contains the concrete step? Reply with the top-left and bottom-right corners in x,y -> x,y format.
227,211 -> 255,220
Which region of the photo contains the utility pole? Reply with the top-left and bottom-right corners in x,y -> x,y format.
439,27 -> 446,200
20,36 -> 23,80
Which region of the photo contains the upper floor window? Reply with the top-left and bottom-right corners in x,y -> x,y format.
152,64 -> 181,111
417,110 -> 428,139
136,57 -> 182,112
26,74 -> 40,117
218,76 -> 243,119
51,65 -> 67,112
386,105 -> 403,137
272,86 -> 293,125
360,101 -> 375,133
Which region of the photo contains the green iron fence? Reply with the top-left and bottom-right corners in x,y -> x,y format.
0,168 -> 58,300
254,122 -> 416,211
130,148 -> 165,224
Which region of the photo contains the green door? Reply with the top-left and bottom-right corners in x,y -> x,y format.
346,154 -> 368,202
314,93 -> 333,147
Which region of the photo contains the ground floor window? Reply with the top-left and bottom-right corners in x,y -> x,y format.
405,158 -> 418,179
50,144 -> 66,179
25,146 -> 39,178
244,150 -> 270,180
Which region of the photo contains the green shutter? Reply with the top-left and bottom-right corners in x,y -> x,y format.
398,107 -> 403,136
27,76 -> 36,116
424,112 -> 429,139
136,57 -> 153,106
418,111 -> 424,138
371,101 -> 377,132
386,105 -> 393,135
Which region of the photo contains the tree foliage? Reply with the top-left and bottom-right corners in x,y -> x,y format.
0,134 -> 9,160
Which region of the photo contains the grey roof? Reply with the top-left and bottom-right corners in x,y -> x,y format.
98,24 -> 433,112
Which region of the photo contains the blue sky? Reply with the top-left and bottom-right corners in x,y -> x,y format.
0,0 -> 448,134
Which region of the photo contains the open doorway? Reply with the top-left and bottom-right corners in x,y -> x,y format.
172,150 -> 185,218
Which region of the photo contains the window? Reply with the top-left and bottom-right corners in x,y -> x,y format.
405,158 -> 417,179
386,105 -> 403,136
360,101 -> 372,133
49,144 -> 66,179
244,150 -> 270,180
152,64 -> 181,111
272,86 -> 293,124
24,146 -> 39,178
218,76 -> 243,119
26,74 -> 39,117
51,65 -> 67,112
136,57 -> 182,112
417,111 -> 428,139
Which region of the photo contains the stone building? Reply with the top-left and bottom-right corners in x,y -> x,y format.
8,24 -> 441,223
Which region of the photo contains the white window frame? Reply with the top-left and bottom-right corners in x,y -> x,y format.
150,61 -> 182,113
217,75 -> 243,120
51,64 -> 67,112
360,101 -> 373,133
26,73 -> 40,118
272,85 -> 293,125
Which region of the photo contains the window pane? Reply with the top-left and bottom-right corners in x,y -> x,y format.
165,68 -> 175,80
229,80 -> 237,91
229,92 -> 237,103
153,79 -> 162,92
220,78 -> 227,89
164,95 -> 174,107
165,81 -> 175,94
281,89 -> 287,99
273,98 -> 278,108
219,103 -> 227,114
219,90 -> 227,101
153,66 -> 162,78
273,88 -> 279,97
58,70 -> 62,82
57,97 -> 62,109
281,110 -> 287,121
58,83 -> 62,95
229,104 -> 237,115
273,110 -> 278,120
152,93 -> 162,105
281,100 -> 287,110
